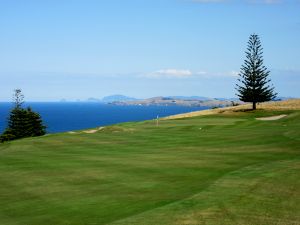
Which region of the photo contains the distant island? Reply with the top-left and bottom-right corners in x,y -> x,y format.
83,95 -> 138,103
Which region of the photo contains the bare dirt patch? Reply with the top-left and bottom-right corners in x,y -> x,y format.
256,115 -> 287,121
83,127 -> 105,134
83,130 -> 98,134
68,127 -> 105,134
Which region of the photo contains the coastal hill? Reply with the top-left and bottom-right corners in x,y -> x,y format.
0,99 -> 299,224
107,96 -> 241,107
82,95 -> 291,108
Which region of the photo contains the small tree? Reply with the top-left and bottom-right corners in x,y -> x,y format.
0,90 -> 46,142
236,34 -> 277,110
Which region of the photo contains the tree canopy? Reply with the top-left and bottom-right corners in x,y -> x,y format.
236,34 -> 277,110
0,90 -> 46,142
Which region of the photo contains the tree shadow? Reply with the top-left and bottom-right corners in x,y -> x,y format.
232,108 -> 263,112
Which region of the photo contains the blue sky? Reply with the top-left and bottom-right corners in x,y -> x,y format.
0,0 -> 299,101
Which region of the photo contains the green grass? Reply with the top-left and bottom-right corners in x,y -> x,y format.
0,110 -> 299,225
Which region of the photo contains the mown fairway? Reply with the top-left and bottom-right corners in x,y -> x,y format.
0,109 -> 300,225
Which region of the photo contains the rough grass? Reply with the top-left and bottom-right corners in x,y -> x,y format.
0,104 -> 299,225
165,99 -> 300,120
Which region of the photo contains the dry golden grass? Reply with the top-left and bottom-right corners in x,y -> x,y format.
258,99 -> 300,110
164,99 -> 300,120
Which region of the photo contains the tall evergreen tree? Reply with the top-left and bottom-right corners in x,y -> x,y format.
236,34 -> 277,110
25,107 -> 46,137
0,90 -> 46,142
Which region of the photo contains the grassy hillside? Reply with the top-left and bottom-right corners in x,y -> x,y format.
165,99 -> 300,119
0,103 -> 300,224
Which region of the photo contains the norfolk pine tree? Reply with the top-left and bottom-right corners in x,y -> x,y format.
236,34 -> 277,110
0,89 -> 46,142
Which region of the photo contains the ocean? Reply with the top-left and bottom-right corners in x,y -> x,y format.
0,102 -> 209,134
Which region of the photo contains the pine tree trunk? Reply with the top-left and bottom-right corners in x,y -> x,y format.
253,102 -> 256,110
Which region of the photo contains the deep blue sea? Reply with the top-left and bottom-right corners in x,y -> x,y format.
0,102 -> 209,133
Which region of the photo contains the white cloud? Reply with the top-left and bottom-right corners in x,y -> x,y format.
197,70 -> 240,78
143,69 -> 193,79
196,71 -> 208,75
229,70 -> 239,77
140,69 -> 239,79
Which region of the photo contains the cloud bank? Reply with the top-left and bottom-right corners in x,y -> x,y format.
141,69 -> 239,79
143,69 -> 193,78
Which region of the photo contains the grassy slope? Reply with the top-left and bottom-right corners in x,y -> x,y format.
0,108 -> 300,225
165,99 -> 300,119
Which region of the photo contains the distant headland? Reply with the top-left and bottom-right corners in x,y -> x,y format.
70,95 -> 242,108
